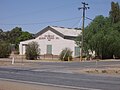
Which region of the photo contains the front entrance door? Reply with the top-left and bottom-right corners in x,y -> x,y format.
47,45 -> 52,54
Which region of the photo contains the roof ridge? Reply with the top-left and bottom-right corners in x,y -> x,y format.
51,26 -> 76,30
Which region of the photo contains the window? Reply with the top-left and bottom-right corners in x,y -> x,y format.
47,45 -> 52,54
75,47 -> 80,57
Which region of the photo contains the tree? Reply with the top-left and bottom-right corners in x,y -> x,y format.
0,41 -> 11,58
0,29 -> 7,41
111,22 -> 120,58
7,27 -> 22,44
5,27 -> 33,50
109,2 -> 120,23
16,31 -> 33,50
76,14 -> 120,59
25,41 -> 40,60
16,31 -> 33,43
109,2 -> 120,58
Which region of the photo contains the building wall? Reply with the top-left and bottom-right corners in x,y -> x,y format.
19,39 -> 35,55
19,30 -> 80,57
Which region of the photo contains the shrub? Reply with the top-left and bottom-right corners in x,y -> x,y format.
25,41 -> 40,60
0,41 -> 11,58
102,70 -> 107,73
59,48 -> 73,61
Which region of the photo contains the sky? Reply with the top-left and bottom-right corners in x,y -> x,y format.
0,0 -> 120,34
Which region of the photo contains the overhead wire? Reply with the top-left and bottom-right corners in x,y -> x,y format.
0,1 -> 81,32
0,17 -> 81,26
0,1 -> 80,22
85,17 -> 94,21
71,17 -> 82,28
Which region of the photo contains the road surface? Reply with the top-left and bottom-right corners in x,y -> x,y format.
0,60 -> 120,90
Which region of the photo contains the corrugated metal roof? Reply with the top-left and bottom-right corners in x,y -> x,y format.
51,26 -> 81,37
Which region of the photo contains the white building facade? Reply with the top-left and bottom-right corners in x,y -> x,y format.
19,26 -> 81,58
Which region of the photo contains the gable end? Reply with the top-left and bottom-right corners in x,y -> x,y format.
35,26 -> 65,38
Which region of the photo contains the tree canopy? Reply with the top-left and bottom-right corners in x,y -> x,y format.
0,27 -> 34,53
76,2 -> 120,59
109,2 -> 120,23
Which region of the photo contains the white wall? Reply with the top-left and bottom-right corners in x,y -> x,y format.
19,30 -> 80,57
19,39 -> 35,55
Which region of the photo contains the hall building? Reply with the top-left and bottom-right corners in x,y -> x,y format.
19,26 -> 81,58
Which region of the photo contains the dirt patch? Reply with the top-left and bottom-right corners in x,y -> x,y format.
0,80 -> 75,90
0,61 -> 11,66
68,66 -> 120,75
84,68 -> 120,75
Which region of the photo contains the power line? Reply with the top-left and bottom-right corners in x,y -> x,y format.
71,17 -> 82,28
86,17 -> 94,21
0,1 -> 80,22
0,17 -> 81,26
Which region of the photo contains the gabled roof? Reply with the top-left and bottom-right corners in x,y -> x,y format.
35,26 -> 81,39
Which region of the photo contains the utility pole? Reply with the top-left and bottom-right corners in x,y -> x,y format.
78,2 -> 89,61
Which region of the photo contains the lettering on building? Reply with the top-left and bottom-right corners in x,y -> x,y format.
39,35 -> 59,41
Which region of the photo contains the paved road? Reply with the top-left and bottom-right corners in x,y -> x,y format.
35,60 -> 120,68
25,60 -> 120,73
0,61 -> 120,90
